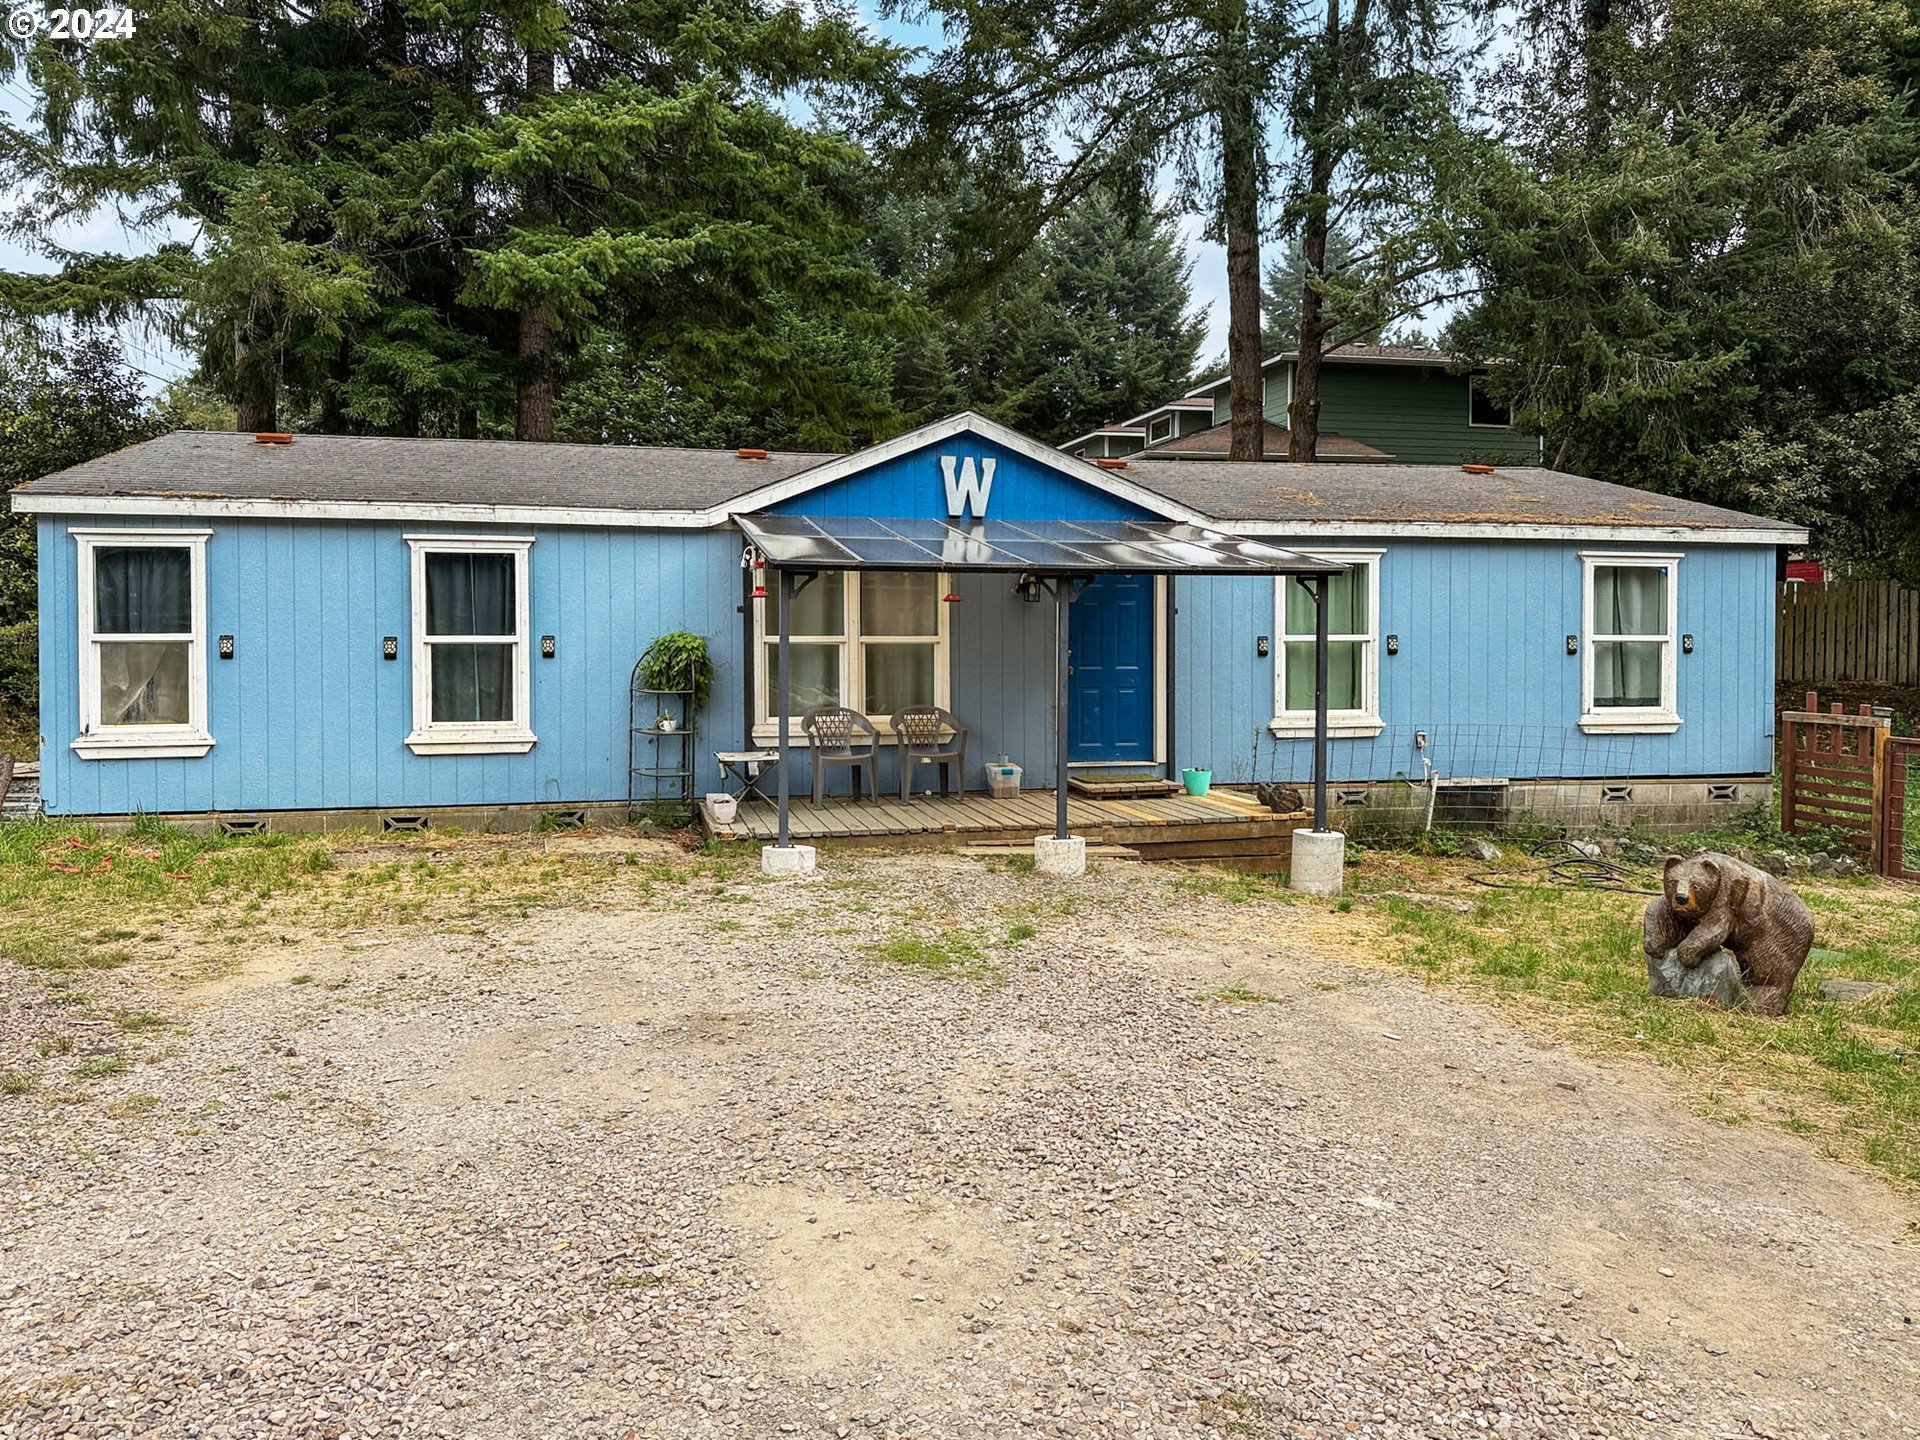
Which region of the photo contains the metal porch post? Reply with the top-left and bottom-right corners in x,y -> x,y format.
1313,573 -> 1329,832
776,567 -> 792,848
1054,576 -> 1070,840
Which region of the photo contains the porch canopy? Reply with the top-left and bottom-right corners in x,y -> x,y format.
735,514 -> 1348,850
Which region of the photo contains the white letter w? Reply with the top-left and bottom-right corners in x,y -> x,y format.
940,455 -> 995,520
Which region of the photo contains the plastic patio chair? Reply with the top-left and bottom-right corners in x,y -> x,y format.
892,706 -> 968,801
800,705 -> 880,804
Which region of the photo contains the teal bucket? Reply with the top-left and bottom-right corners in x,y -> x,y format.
1181,768 -> 1212,797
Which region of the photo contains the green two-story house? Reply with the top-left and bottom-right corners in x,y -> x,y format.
1061,344 -> 1543,466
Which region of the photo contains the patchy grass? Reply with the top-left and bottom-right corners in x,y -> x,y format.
1004,921 -> 1037,945
608,1271 -> 666,1290
1345,850 -> 1920,1187
112,1011 -> 171,1032
869,929 -> 1005,984
69,1055 -> 129,1080
0,1069 -> 33,1095
1168,868 -> 1301,906
1198,983 -> 1285,1005
0,819 -> 750,986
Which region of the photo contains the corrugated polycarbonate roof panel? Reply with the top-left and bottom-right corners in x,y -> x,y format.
735,516 -> 1345,576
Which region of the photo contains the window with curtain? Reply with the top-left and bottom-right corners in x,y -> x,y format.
1587,559 -> 1675,715
756,570 -> 948,728
1273,554 -> 1381,730
75,531 -> 212,757
407,537 -> 535,753
94,546 -> 193,725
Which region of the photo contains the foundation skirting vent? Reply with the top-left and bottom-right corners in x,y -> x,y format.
1335,788 -> 1370,807
382,814 -> 430,834
1601,784 -> 1634,804
218,817 -> 269,837
1707,783 -> 1740,803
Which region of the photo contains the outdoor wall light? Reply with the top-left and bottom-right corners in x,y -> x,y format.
1565,634 -> 1579,655
541,635 -> 556,658
1682,633 -> 1695,653
383,636 -> 399,660
1255,634 -> 1269,657
218,635 -> 235,659
1013,573 -> 1040,603
1385,633 -> 1399,656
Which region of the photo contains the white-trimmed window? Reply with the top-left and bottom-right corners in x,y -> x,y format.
1147,414 -> 1175,444
1468,375 -> 1513,428
1580,553 -> 1680,733
406,535 -> 536,755
1270,551 -> 1384,738
754,570 -> 950,733
73,529 -> 213,759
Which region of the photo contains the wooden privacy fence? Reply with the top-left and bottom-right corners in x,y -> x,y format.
1778,579 -> 1920,687
1778,693 -> 1891,859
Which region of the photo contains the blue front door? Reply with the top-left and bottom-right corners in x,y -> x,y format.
1068,573 -> 1156,763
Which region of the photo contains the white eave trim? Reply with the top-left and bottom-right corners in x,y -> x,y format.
15,492 -> 715,529
716,411 -> 1216,527
1217,519 -> 1808,546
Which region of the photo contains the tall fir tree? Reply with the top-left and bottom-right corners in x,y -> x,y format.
877,188 -> 1205,443
1455,0 -> 1920,575
884,0 -> 1301,458
1,0 -> 911,447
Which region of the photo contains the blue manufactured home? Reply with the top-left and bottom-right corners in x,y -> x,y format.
11,412 -> 1805,830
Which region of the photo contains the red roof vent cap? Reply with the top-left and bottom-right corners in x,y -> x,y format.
1095,457 -> 1128,470
737,447 -> 769,461
255,432 -> 294,446
1460,463 -> 1496,475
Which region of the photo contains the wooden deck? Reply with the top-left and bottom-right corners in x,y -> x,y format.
709,787 -> 1308,871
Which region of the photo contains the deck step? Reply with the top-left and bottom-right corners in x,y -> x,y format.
961,842 -> 1142,860
1066,776 -> 1183,799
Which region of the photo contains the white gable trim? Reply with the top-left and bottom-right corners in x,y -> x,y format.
716,411 -> 1215,526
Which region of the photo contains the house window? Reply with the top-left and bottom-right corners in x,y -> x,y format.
755,570 -> 949,731
1270,551 -> 1384,738
73,529 -> 213,759
1147,414 -> 1175,444
1468,375 -> 1512,428
406,536 -> 536,754
1580,553 -> 1681,734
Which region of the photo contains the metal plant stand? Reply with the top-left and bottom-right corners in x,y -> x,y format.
630,669 -> 696,815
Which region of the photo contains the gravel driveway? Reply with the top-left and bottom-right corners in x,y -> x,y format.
3,846 -> 1916,1439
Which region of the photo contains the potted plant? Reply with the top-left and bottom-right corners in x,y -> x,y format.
638,631 -> 714,726
1181,765 -> 1213,797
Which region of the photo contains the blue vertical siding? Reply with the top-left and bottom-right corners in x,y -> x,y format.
766,435 -> 1154,523
36,512 -> 1778,815
38,517 -> 747,816
1172,538 -> 1778,784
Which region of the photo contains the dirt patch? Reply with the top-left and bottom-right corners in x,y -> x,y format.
727,1184 -> 1030,1370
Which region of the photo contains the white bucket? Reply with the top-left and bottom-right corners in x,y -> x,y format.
706,793 -> 739,824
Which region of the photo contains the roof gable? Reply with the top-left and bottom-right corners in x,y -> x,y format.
724,413 -> 1211,525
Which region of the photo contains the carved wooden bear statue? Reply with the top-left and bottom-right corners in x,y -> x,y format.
1643,851 -> 1815,1016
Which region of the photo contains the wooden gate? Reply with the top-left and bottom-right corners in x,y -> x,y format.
1880,737 -> 1920,881
1779,693 -> 1891,859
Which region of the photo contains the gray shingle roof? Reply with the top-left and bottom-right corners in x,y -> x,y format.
11,428 -> 1802,535
11,430 -> 834,512
1126,460 -> 1802,533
